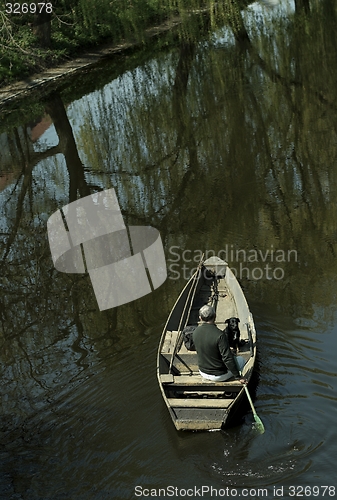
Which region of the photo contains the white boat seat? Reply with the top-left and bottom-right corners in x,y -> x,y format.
160,374 -> 243,392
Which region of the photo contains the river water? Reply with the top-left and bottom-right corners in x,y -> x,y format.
0,1 -> 336,499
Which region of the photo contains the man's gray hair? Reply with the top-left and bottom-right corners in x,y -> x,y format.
199,305 -> 216,322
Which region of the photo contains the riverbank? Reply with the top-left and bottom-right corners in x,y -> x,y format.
0,0 -> 220,105
0,15 -> 188,107
0,0 -> 171,85
0,0 -> 259,106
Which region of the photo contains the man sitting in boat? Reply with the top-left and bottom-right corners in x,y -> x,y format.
193,305 -> 247,384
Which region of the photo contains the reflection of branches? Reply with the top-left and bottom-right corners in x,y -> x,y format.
17,337 -> 48,389
107,148 -> 180,177
172,42 -> 196,150
71,287 -> 89,372
295,0 -> 310,15
5,145 -> 60,204
292,148 -> 326,225
247,81 -> 294,231
1,141 -> 61,264
3,320 -> 38,342
5,170 -> 24,202
222,3 -> 335,235
1,165 -> 34,263
161,167 -> 194,228
15,128 -> 27,166
231,4 -> 336,114
45,92 -> 91,202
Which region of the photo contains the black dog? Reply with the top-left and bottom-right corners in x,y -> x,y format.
224,317 -> 241,354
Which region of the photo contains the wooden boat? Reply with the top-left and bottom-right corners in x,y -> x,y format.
157,256 -> 257,431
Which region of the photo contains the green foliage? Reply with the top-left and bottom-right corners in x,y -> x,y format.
0,0 -> 209,86
0,15 -> 40,82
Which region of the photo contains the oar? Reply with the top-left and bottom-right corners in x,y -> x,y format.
235,358 -> 265,434
243,382 -> 265,433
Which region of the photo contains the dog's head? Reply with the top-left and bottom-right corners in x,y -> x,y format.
225,317 -> 240,332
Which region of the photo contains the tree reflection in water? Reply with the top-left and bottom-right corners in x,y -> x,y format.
0,0 -> 337,471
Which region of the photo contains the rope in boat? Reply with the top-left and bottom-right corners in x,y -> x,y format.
168,266 -> 201,374
168,255 -> 204,375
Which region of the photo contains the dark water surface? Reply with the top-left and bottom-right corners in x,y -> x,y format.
1,1 -> 337,499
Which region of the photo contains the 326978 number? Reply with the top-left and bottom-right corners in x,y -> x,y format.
5,3 -> 53,14
289,486 -> 335,496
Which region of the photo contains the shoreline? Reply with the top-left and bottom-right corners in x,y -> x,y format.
0,12 -> 203,107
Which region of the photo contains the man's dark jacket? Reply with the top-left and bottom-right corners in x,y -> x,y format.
193,322 -> 240,377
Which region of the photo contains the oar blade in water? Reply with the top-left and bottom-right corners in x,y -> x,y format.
252,413 -> 265,434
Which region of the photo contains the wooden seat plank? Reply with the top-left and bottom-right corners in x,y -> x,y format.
160,374 -> 243,392
173,375 -> 241,387
168,398 -> 233,408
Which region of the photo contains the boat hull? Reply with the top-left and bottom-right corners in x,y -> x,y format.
157,257 -> 256,431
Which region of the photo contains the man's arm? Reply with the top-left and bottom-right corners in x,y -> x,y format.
218,333 -> 247,383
